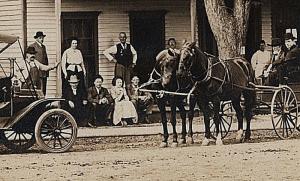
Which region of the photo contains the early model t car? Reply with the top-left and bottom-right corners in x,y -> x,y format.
0,33 -> 77,153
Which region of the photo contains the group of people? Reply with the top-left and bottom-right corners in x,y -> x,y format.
63,74 -> 153,127
251,32 -> 300,85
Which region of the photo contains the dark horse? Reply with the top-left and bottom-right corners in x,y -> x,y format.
177,42 -> 256,145
145,49 -> 194,147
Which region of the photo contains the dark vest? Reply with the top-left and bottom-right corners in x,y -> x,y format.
115,43 -> 133,66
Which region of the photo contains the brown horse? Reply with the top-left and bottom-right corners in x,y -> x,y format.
148,49 -> 195,147
177,42 -> 256,145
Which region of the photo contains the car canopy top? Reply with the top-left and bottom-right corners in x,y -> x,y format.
0,33 -> 19,54
0,33 -> 18,44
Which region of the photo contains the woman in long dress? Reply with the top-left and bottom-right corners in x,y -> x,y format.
110,76 -> 137,126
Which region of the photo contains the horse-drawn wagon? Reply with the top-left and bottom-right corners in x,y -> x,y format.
0,33 -> 77,153
138,42 -> 300,147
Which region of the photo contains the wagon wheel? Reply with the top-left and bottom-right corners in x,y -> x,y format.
271,86 -> 298,139
35,109 -> 77,153
209,101 -> 233,139
0,128 -> 35,152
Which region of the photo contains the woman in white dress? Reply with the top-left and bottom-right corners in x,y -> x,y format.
110,77 -> 137,126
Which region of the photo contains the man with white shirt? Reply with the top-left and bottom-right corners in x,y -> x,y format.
103,32 -> 137,85
29,31 -> 49,95
87,75 -> 113,126
251,40 -> 272,79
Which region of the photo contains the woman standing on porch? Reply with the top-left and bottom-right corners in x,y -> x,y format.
61,37 -> 86,93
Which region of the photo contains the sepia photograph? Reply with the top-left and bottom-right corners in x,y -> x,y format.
0,0 -> 300,180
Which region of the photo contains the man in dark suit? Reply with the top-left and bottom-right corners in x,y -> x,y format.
277,33 -> 300,84
29,31 -> 49,95
127,76 -> 153,123
87,75 -> 113,126
63,75 -> 88,127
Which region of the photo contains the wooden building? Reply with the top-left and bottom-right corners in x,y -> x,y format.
0,0 -> 299,97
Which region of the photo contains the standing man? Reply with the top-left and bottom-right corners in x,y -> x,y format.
29,31 -> 49,95
103,32 -> 137,85
251,40 -> 272,79
167,38 -> 180,55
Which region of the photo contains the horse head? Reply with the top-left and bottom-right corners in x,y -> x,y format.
177,41 -> 196,77
155,49 -> 179,88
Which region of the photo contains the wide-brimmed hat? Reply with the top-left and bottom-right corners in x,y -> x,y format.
26,47 -> 37,54
284,33 -> 296,40
68,75 -> 80,83
268,38 -> 282,46
34,31 -> 46,39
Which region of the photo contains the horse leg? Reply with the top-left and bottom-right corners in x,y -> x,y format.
243,90 -> 255,140
232,98 -> 244,142
177,98 -> 187,145
187,97 -> 197,144
169,97 -> 178,147
157,98 -> 169,148
212,99 -> 223,145
198,99 -> 211,146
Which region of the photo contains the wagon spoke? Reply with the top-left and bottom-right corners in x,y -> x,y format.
21,133 -> 29,142
286,91 -> 291,106
42,132 -> 52,138
6,132 -> 15,139
46,135 -> 55,145
285,117 -> 293,135
275,117 -> 282,128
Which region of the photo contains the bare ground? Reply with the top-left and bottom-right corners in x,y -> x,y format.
0,130 -> 300,181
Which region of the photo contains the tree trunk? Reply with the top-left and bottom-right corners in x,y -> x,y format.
204,0 -> 251,59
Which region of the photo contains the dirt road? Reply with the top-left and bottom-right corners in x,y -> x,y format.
0,133 -> 300,181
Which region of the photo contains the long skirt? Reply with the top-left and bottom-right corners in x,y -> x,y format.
113,100 -> 138,125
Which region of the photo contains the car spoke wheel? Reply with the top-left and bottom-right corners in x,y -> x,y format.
210,101 -> 233,139
35,109 -> 77,153
0,128 -> 35,152
271,86 -> 298,139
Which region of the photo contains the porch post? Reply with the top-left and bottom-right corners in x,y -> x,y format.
55,0 -> 62,97
21,0 -> 27,50
190,0 -> 197,42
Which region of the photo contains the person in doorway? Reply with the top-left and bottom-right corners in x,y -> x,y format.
110,76 -> 138,126
61,37 -> 86,95
29,31 -> 49,95
251,40 -> 272,80
103,32 -> 137,86
87,75 -> 114,127
167,38 -> 180,55
127,75 -> 154,123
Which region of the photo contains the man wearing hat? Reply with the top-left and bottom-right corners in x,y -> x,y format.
63,75 -> 88,126
29,31 -> 49,95
18,47 -> 57,90
277,33 -> 300,84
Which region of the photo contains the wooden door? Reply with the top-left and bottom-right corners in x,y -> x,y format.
130,11 -> 165,83
62,12 -> 99,88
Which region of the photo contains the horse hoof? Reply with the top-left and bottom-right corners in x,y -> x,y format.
201,138 -> 210,146
159,142 -> 168,148
216,135 -> 223,146
236,129 -> 244,142
187,137 -> 194,145
179,139 -> 186,145
171,142 -> 178,148
216,139 -> 223,146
